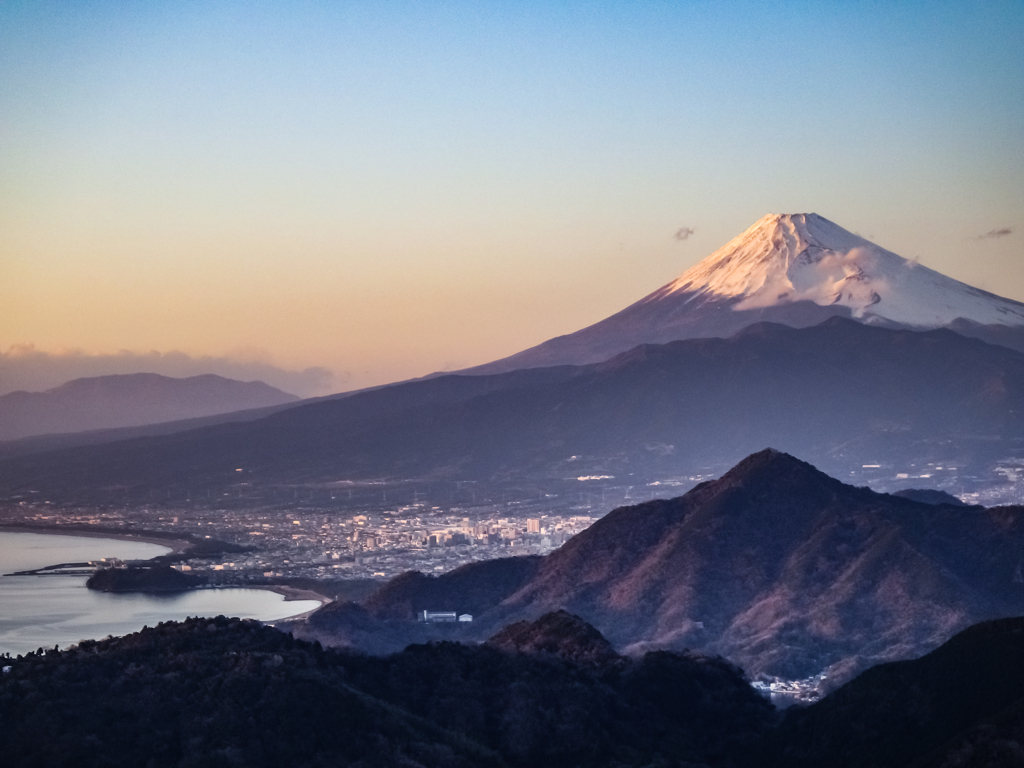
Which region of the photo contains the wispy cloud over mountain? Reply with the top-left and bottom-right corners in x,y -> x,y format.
0,346 -> 338,398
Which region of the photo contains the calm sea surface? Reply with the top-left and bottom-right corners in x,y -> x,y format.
0,531 -> 321,656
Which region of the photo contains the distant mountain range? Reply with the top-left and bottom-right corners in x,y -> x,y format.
2,318 -> 1021,501
298,449 -> 1024,687
0,373 -> 298,442
464,213 -> 1024,374
4,213 -> 1022,494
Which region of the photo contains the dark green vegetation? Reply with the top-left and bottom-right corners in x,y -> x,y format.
0,614 -> 772,768
3,319 -> 1024,503
5,613 -> 1024,767
752,616 -> 1024,768
86,564 -> 206,592
293,450 -> 1024,685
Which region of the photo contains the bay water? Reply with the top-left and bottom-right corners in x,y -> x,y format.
0,531 -> 321,656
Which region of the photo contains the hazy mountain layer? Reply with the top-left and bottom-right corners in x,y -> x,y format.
2,318 -> 1022,501
0,373 -> 298,442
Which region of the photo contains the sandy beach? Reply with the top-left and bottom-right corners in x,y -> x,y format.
252,584 -> 328,621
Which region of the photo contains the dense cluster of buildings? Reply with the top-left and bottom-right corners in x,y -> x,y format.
4,458 -> 1020,585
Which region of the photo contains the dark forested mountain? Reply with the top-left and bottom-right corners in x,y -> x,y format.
0,614 -> 773,768
2,318 -> 1023,502
5,612 -> 1024,768
752,616 -> 1024,768
0,373 -> 298,442
486,609 -> 620,665
304,450 -> 1024,686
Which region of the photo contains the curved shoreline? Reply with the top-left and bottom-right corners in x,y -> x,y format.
251,585 -> 328,621
0,524 -> 191,555
0,525 -> 326,621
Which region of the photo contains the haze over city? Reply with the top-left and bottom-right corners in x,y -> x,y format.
3,0 -> 1022,397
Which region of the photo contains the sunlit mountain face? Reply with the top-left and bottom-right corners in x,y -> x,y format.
463,213 -> 1024,375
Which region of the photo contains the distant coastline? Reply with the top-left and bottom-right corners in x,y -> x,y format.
0,523 -> 190,555
0,523 -> 327,614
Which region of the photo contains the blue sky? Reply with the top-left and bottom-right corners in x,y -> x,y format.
2,1 -> 1022,394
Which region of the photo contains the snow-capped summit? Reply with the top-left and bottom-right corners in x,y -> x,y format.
652,213 -> 1024,328
461,213 -> 1024,374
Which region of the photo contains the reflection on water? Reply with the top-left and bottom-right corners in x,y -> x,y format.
0,532 -> 321,656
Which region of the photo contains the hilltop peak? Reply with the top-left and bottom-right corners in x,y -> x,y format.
689,448 -> 850,506
653,212 -> 1024,328
487,610 -> 620,664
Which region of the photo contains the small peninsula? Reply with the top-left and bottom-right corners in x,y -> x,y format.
87,565 -> 206,593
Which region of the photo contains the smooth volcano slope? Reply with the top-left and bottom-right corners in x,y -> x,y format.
479,449 -> 1024,680
1,318 -> 1023,500
465,213 -> 1024,374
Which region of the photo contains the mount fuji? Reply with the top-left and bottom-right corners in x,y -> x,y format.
465,213 -> 1024,374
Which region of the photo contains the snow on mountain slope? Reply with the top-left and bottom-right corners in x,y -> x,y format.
462,213 -> 1024,374
653,213 -> 1024,328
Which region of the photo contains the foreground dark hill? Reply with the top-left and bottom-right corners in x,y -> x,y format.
0,616 -> 499,768
308,450 -> 1024,685
752,616 -> 1024,768
6,613 -> 1023,767
0,613 -> 773,768
2,318 -> 1023,501
0,373 -> 298,442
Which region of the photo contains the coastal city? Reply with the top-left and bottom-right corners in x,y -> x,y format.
0,474 -> 707,584
4,453 -> 1023,589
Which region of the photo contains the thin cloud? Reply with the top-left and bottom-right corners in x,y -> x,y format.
0,345 -> 340,398
978,228 -> 1012,240
674,227 -> 695,241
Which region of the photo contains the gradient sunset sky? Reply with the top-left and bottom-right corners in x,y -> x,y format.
3,1 -> 1022,396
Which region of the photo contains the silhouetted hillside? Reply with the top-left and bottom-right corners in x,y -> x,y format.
0,614 -> 773,768
86,564 -> 206,592
6,612 -> 1024,767
750,617 -> 1024,767
892,488 -> 971,506
0,616 -> 500,768
486,609 -> 620,665
362,556 -> 542,620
